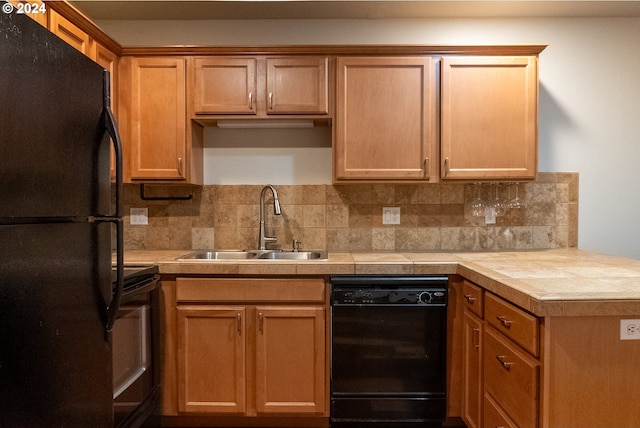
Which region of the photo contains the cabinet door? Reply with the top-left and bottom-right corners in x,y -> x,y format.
130,57 -> 187,180
335,56 -> 436,181
484,327 -> 539,428
48,9 -> 95,59
266,57 -> 328,114
441,56 -> 538,180
462,310 -> 483,428
177,306 -> 246,414
484,392 -> 519,428
193,57 -> 257,114
255,306 -> 325,415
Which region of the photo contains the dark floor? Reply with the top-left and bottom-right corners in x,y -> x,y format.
148,417 -> 467,428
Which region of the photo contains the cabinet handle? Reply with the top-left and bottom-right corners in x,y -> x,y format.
268,92 -> 273,109
472,328 -> 480,349
496,355 -> 513,371
177,157 -> 183,176
249,92 -> 253,110
423,157 -> 430,179
497,315 -> 513,328
464,294 -> 477,304
258,312 -> 264,334
444,157 -> 450,177
236,313 -> 242,335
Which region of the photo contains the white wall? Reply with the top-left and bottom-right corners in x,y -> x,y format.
100,17 -> 640,259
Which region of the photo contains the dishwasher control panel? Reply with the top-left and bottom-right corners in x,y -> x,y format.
331,275 -> 448,306
332,287 -> 447,306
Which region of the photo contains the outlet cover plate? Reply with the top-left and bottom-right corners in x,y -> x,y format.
382,207 -> 401,225
620,319 -> 640,340
130,207 -> 148,225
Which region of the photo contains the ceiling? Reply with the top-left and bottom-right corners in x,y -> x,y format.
68,1 -> 640,20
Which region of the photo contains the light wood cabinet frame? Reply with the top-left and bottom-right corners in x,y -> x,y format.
48,8 -> 95,59
334,56 -> 437,181
441,56 -> 539,180
172,278 -> 327,421
191,56 -> 329,118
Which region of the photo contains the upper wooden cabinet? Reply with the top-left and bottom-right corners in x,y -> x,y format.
334,56 -> 436,182
129,57 -> 187,180
7,1 -> 47,26
48,8 -> 95,59
441,56 -> 539,181
265,57 -> 329,115
192,56 -> 329,117
119,56 -> 203,184
193,57 -> 256,115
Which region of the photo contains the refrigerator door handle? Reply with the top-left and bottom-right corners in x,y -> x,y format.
103,69 -> 124,332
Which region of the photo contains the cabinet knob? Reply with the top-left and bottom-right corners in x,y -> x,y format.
258,312 -> 264,333
236,313 -> 242,335
249,92 -> 253,110
464,294 -> 477,303
423,157 -> 430,179
268,92 -> 273,109
178,157 -> 183,176
496,355 -> 513,370
444,157 -> 450,177
497,315 -> 513,328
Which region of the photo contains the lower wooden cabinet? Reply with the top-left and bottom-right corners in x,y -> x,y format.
460,280 -> 541,428
173,278 -> 327,419
462,310 -> 483,428
177,306 -> 247,414
483,327 -> 539,428
255,307 -> 325,414
484,392 -> 518,428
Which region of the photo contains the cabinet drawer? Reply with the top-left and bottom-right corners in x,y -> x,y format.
484,327 -> 539,428
485,292 -> 539,356
176,278 -> 326,303
484,392 -> 519,428
462,280 -> 484,317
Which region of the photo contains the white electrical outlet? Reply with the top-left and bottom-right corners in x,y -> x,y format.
130,207 -> 148,225
620,319 -> 640,340
382,207 -> 401,225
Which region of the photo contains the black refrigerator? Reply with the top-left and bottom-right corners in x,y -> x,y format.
0,8 -> 124,427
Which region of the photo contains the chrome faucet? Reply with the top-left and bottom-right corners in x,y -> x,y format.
258,185 -> 281,250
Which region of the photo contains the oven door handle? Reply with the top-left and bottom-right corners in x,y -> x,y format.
121,274 -> 161,302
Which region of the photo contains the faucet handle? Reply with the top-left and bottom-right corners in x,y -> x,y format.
292,239 -> 302,252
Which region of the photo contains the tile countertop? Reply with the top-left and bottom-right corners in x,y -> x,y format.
122,248 -> 640,317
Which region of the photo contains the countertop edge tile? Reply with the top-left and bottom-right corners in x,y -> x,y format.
122,249 -> 640,317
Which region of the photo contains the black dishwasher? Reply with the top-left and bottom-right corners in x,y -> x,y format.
330,275 -> 448,428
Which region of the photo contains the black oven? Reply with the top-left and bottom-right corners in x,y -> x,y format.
112,265 -> 161,428
330,275 -> 448,428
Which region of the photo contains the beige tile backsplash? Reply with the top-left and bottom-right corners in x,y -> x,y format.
123,172 -> 579,252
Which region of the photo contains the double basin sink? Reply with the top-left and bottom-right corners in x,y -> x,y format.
179,249 -> 328,261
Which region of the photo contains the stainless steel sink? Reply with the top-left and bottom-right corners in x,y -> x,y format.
256,250 -> 327,260
178,250 -> 327,261
179,250 -> 262,260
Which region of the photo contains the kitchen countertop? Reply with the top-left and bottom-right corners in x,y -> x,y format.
122,248 -> 640,317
